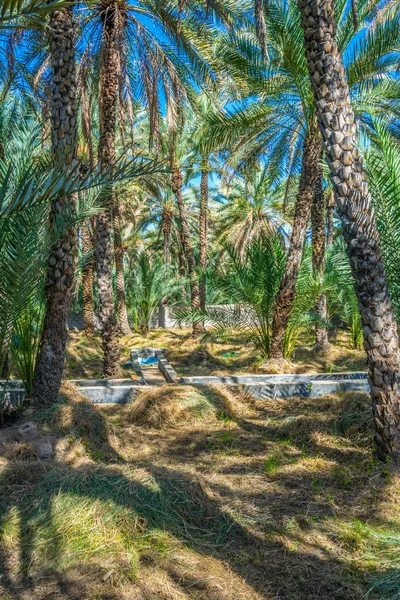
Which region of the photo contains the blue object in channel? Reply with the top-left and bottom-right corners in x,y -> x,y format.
139,355 -> 159,366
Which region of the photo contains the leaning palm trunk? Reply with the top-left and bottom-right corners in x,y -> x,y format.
96,1 -> 121,376
298,0 -> 400,463
81,221 -> 94,337
113,195 -> 132,335
32,7 -> 77,405
312,157 -> 330,350
199,158 -> 209,312
171,166 -> 204,334
270,127 -> 322,359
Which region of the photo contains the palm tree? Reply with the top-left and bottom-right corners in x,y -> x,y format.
94,0 -> 123,374
170,156 -> 204,334
0,0 -> 65,27
32,4 -> 78,405
311,156 -> 330,350
165,99 -> 207,334
136,187 -> 179,267
81,221 -> 95,337
199,157 -> 209,311
269,125 -> 322,359
176,234 -> 287,356
79,82 -> 96,338
77,0 -> 242,353
326,187 -> 335,246
215,165 -> 288,255
366,121 -> 400,322
207,0 -> 400,359
298,0 -> 400,462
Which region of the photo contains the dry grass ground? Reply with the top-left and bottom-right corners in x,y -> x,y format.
0,382 -> 399,600
64,328 -> 367,379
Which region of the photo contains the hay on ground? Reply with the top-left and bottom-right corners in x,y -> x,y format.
126,383 -> 251,428
332,391 -> 373,440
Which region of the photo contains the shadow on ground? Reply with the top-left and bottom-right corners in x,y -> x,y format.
0,390 -> 398,600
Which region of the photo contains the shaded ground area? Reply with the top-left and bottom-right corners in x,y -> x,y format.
0,383 -> 399,599
64,328 -> 367,379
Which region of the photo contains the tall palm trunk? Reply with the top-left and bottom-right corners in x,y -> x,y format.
32,6 -> 77,405
199,158 -> 209,312
298,0 -> 400,463
113,195 -> 132,335
81,89 -> 95,338
270,127 -> 322,359
161,209 -> 172,266
81,221 -> 94,337
312,157 -> 330,350
96,1 -> 120,375
171,165 -> 204,334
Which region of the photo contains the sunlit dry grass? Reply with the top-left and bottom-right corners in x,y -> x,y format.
0,383 -> 399,600
64,327 -> 367,379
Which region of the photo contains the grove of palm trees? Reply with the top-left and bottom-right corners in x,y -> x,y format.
1,0 -> 400,598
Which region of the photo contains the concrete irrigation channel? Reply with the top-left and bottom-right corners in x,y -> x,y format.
1,349 -> 370,405
178,372 -> 370,399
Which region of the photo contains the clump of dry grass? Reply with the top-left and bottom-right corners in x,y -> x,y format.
332,391 -> 373,441
39,382 -> 118,461
2,441 -> 37,461
182,347 -> 223,367
126,384 -> 251,428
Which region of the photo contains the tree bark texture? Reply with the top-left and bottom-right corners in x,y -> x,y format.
199,160 -> 209,312
326,188 -> 335,246
113,195 -> 132,335
33,6 -> 77,405
270,128 -> 322,359
298,0 -> 400,464
312,157 -> 330,350
162,207 -> 173,266
81,221 -> 95,337
96,1 -> 121,375
171,166 -> 204,334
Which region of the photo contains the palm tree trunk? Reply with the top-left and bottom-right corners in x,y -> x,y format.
312,156 -> 330,351
96,1 -> 120,376
80,89 -> 96,338
326,189 -> 335,246
81,221 -> 94,338
113,195 -> 131,335
32,6 -> 77,405
162,210 -> 172,266
270,128 -> 322,359
199,158 -> 208,312
298,0 -> 400,464
171,166 -> 204,334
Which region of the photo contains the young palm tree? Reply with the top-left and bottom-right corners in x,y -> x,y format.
176,234 -> 288,356
32,5 -> 78,405
298,0 -> 400,462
